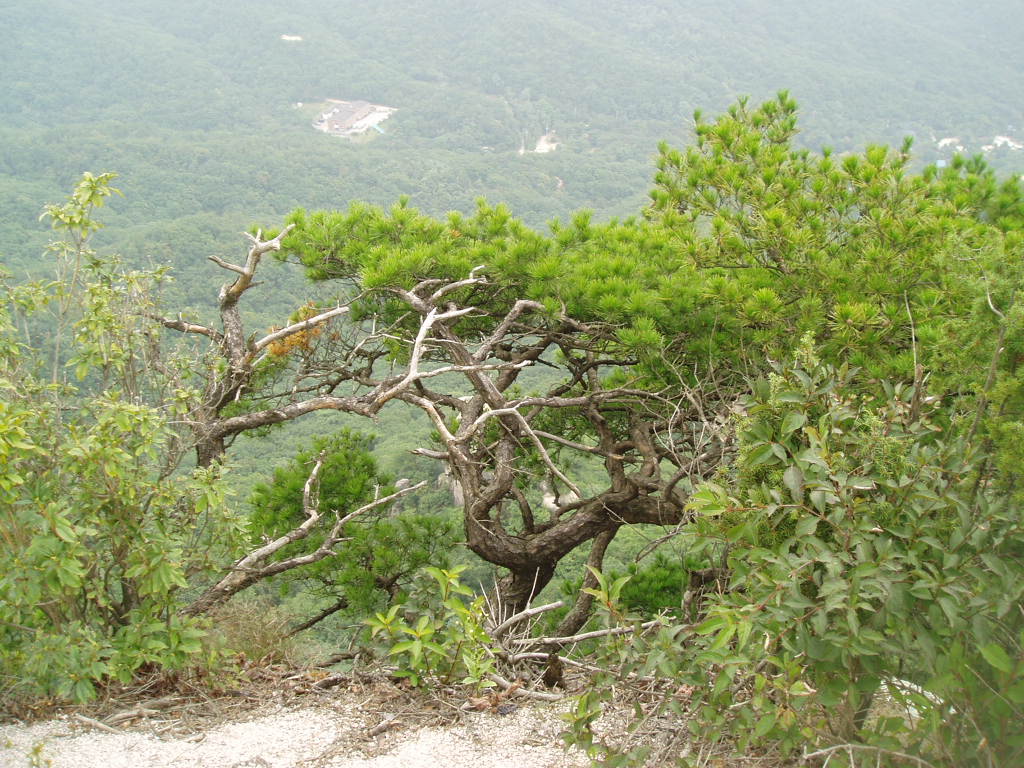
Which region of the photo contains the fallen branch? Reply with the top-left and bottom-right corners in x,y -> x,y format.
802,744 -> 939,768
486,673 -> 563,702
105,707 -> 162,725
316,650 -> 364,667
366,715 -> 402,737
103,696 -> 184,726
490,600 -> 565,640
312,673 -> 347,690
72,713 -> 120,734
509,619 -> 664,647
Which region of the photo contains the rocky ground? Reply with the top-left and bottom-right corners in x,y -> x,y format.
0,671 -> 598,768
1,699 -> 589,768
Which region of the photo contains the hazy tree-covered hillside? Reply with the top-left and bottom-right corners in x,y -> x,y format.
3,0 -> 1023,578
2,0 -> 1022,284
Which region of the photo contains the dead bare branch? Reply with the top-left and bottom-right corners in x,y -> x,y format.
182,466 -> 426,616
253,305 -> 350,352
473,299 -> 547,362
486,672 -> 563,701
148,313 -> 224,342
490,600 -> 565,640
533,429 -> 625,459
206,254 -> 247,275
72,713 -> 121,734
373,305 -> 477,406
509,619 -> 665,648
801,743 -> 939,768
429,268 -> 488,303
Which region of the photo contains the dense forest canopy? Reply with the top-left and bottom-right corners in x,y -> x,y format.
2,0 -> 1022,280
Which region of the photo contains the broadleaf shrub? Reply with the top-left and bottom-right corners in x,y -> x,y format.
0,175 -> 242,709
564,348 -> 1024,766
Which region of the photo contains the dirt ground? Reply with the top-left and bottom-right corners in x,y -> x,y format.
0,672 -> 596,768
1,700 -> 591,768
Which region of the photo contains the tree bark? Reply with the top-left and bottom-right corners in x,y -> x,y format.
554,527 -> 618,636
494,563 -> 558,620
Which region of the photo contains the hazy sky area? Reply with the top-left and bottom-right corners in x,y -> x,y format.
1,0 -> 1022,270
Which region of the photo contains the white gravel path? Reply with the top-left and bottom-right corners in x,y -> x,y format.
0,700 -> 591,768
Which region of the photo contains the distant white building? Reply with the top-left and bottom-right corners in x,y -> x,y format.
533,131 -> 560,153
993,135 -> 1024,150
312,99 -> 397,137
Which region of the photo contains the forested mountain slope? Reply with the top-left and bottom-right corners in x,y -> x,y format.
2,0 -> 1022,284
3,0 -> 1022,505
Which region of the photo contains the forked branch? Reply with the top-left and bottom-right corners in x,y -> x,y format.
182,454 -> 425,616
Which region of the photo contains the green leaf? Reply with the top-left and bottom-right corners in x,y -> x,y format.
794,516 -> 818,538
980,643 -> 1014,674
422,641 -> 448,657
747,443 -> 777,467
73,679 -> 96,702
114,410 -> 132,432
809,489 -> 828,513
708,623 -> 736,651
52,515 -> 78,543
783,464 -> 804,501
781,411 -> 806,436
937,596 -> 959,625
788,680 -> 815,696
1006,680 -> 1024,704
695,615 -> 727,635
736,619 -> 752,651
687,483 -> 728,516
754,712 -> 778,738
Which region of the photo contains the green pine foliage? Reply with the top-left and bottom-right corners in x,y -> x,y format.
247,431 -> 457,619
615,553 -> 688,616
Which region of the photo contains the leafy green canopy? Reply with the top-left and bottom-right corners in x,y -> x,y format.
281,94 -> 1020,399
